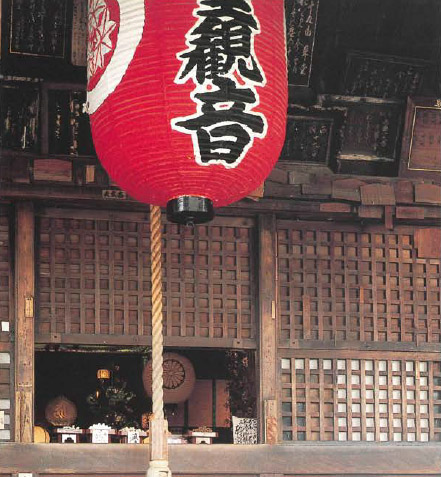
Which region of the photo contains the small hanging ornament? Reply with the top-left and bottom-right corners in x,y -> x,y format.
87,0 -> 287,224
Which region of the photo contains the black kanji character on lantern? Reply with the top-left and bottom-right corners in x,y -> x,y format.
176,0 -> 265,85
173,77 -> 265,166
172,0 -> 267,168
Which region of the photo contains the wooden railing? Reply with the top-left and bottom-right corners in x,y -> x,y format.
1,442 -> 441,476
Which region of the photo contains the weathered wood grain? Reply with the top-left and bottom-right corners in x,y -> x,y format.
361,184 -> 396,206
332,178 -> 365,202
33,159 -> 72,182
319,202 -> 352,213
414,184 -> 441,205
395,181 -> 415,204
1,442 -> 440,474
358,205 -> 383,218
258,215 -> 278,443
14,202 -> 35,443
35,211 -> 258,345
414,228 -> 441,259
276,221 -> 441,347
396,207 -> 425,219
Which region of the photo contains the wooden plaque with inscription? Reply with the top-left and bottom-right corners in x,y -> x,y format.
285,0 -> 319,87
400,97 -> 441,179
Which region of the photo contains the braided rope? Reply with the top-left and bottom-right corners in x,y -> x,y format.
150,205 -> 164,420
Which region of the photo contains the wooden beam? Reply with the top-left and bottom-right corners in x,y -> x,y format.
35,333 -> 257,350
1,443 -> 441,475
258,214 -> 278,444
384,205 -> 394,229
361,183 -> 396,206
331,178 -> 365,202
278,347 -> 441,361
14,202 -> 35,443
396,206 -> 425,219
414,228 -> 441,259
36,206 -> 255,228
394,181 -> 414,204
33,159 -> 73,182
267,167 -> 288,184
278,339 -> 441,355
319,202 -> 352,213
264,183 -> 302,199
414,183 -> 441,205
3,183 -> 440,225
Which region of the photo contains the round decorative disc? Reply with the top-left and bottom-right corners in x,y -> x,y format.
142,352 -> 196,403
163,359 -> 186,389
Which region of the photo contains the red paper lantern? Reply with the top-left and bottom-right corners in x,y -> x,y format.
87,0 -> 287,223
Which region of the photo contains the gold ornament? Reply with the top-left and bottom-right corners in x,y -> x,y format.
45,396 -> 77,427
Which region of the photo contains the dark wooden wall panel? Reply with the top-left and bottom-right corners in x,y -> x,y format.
277,222 -> 441,345
36,209 -> 257,347
0,210 -> 13,442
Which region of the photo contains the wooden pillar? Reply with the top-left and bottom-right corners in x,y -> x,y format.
258,214 -> 278,444
14,202 -> 35,442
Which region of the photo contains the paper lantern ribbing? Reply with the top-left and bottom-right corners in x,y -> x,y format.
87,0 -> 287,223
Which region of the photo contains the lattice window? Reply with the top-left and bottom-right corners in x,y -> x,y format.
280,356 -> 441,442
0,214 -> 11,331
0,348 -> 11,441
37,212 -> 256,343
0,211 -> 12,441
163,222 -> 255,340
277,223 -> 441,344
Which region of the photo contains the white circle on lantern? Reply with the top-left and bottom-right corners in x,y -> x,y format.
87,0 -> 145,115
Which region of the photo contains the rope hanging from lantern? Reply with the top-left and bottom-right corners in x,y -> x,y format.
148,205 -> 171,477
150,204 -> 164,420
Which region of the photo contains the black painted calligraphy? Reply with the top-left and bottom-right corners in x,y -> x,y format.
172,0 -> 267,168
285,0 -> 319,86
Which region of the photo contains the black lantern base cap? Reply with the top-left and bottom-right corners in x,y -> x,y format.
166,196 -> 214,225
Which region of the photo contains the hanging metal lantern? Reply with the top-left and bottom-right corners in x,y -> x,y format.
97,368 -> 111,380
87,0 -> 287,224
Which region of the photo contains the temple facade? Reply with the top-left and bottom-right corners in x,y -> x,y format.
0,0 -> 440,475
